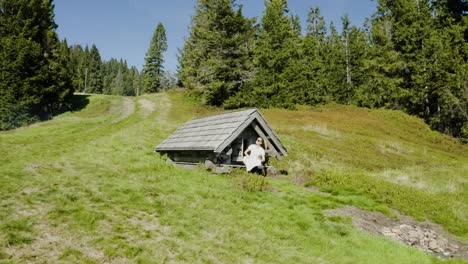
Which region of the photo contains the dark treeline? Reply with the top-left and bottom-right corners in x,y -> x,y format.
178,0 -> 468,139
68,44 -> 142,96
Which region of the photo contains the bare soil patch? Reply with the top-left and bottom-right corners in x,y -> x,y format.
112,97 -> 135,123
323,206 -> 467,260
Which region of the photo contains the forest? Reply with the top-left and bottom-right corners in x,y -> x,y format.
0,0 -> 467,140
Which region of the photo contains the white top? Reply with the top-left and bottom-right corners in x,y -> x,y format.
242,144 -> 265,171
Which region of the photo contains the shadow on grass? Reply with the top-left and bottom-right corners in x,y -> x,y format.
40,94 -> 90,118
69,94 -> 90,112
0,94 -> 91,131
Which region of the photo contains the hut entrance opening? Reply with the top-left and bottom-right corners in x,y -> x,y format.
228,125 -> 258,164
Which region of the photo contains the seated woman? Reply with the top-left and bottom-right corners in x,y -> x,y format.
243,137 -> 266,175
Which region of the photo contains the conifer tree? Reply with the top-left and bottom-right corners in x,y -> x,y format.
179,0 -> 255,106
342,14 -> 353,102
127,66 -> 140,96
322,22 -> 347,103
112,68 -> 124,95
143,22 -> 167,93
359,0 -> 467,138
86,44 -> 103,93
417,0 -> 468,137
0,0 -> 74,129
69,44 -> 84,92
226,0 -> 299,108
355,18 -> 405,108
132,67 -> 143,96
302,6 -> 328,104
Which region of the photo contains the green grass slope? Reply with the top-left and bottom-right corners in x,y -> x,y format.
0,92 -> 466,263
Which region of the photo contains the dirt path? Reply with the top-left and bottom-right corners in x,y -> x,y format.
112,97 -> 135,123
323,206 -> 467,259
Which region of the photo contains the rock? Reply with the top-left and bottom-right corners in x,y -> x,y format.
408,230 -> 420,238
428,240 -> 439,250
449,244 -> 459,250
391,227 -> 402,235
205,160 -> 216,171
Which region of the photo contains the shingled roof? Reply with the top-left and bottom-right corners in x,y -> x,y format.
155,108 -> 287,156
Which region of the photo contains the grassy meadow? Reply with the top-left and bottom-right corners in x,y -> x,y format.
0,91 -> 467,263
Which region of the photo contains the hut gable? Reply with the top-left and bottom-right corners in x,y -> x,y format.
155,108 -> 287,165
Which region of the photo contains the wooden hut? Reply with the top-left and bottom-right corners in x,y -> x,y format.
155,108 -> 287,168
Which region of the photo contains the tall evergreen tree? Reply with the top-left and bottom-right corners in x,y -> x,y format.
302,6 -> 328,104
322,22 -> 347,103
112,68 -> 124,95
179,0 -> 255,106
143,22 -> 167,93
132,67 -> 143,96
86,44 -> 103,93
0,0 -> 74,129
127,66 -> 140,96
342,14 -> 352,99
359,0 -> 467,138
356,16 -> 406,108
420,0 -> 468,137
226,0 -> 299,108
69,44 -> 84,92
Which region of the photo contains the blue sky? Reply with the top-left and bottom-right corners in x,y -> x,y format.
54,0 -> 377,73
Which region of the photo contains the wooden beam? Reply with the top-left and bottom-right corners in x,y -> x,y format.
252,122 -> 280,159
253,113 -> 288,156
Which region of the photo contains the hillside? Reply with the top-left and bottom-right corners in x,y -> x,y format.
0,92 -> 467,263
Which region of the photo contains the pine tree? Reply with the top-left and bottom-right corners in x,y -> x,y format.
44,38 -> 74,113
302,6 -> 328,104
143,22 -> 167,93
78,45 -> 92,92
127,66 -> 140,96
359,0 -> 467,138
131,67 -> 143,96
322,22 -> 347,103
226,0 -> 299,108
112,68 -> 124,95
341,14 -> 356,103
419,0 -> 468,137
86,44 -> 103,93
279,13 -> 308,107
355,2 -> 407,108
0,0 -> 74,129
179,0 -> 255,106
69,44 -> 84,92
